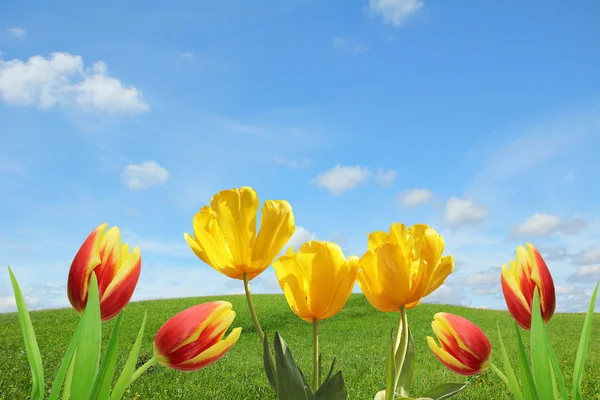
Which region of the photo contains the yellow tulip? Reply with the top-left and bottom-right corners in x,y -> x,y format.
273,241 -> 359,322
184,187 -> 295,281
357,223 -> 454,312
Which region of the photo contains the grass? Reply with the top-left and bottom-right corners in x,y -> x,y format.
1,293 -> 599,399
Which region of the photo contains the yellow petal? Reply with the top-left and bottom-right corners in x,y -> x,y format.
182,327 -> 242,367
357,251 -> 393,312
273,251 -> 312,321
188,206 -> 240,279
210,187 -> 259,268
250,199 -> 295,278
407,228 -> 445,302
368,231 -> 389,250
422,255 -> 454,297
320,254 -> 359,319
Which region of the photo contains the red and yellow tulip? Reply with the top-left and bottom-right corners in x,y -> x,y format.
154,301 -> 242,371
427,313 -> 492,376
501,243 -> 556,330
184,187 -> 295,281
67,223 -> 141,321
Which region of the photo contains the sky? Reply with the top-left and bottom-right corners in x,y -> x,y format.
1,0 -> 600,314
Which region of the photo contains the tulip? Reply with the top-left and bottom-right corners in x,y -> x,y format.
273,241 -> 358,391
427,313 -> 492,376
501,243 -> 556,330
357,223 -> 454,312
154,301 -> 242,371
67,223 -> 141,321
273,241 -> 359,322
184,187 -> 295,281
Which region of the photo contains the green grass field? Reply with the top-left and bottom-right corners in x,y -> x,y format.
1,293 -> 599,399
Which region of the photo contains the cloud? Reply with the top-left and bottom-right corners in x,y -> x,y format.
397,188 -> 432,207
312,165 -> 371,195
512,213 -> 588,237
572,246 -> 600,266
572,265 -> 600,281
7,28 -> 26,38
121,161 -> 169,191
273,154 -> 312,168
285,226 -> 316,250
0,52 -> 149,114
443,197 -> 489,227
375,169 -> 396,187
331,36 -> 370,55
540,246 -> 572,261
176,52 -> 195,63
369,0 -> 424,27
421,284 -> 469,307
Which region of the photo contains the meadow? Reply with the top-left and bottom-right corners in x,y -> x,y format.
1,293 -> 599,400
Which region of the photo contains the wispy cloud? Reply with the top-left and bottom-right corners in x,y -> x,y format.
368,0 -> 424,27
443,197 -> 489,228
121,161 -> 169,191
7,28 -> 26,38
397,188 -> 432,207
512,213 -> 588,237
375,169 -> 396,187
273,154 -> 312,168
312,165 -> 371,195
332,36 -> 370,54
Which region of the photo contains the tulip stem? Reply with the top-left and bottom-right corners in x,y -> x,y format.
242,272 -> 266,344
393,306 -> 409,395
130,356 -> 157,385
312,317 -> 319,392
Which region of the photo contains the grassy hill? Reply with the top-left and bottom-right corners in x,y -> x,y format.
1,293 -> 599,399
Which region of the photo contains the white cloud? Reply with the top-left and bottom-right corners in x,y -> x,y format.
312,165 -> 371,195
512,213 -> 588,237
375,169 -> 396,187
0,52 -> 149,114
572,246 -> 600,266
576,265 -> 600,279
397,188 -> 432,207
273,154 -> 312,168
0,295 -> 40,312
369,0 -> 424,27
285,226 -> 316,251
121,161 -> 169,191
7,28 -> 26,38
331,36 -> 370,55
443,197 -> 489,227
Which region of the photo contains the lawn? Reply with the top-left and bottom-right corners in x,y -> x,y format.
1,293 -> 599,399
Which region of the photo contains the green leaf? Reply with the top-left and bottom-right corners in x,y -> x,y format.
572,280 -> 599,400
324,357 -> 337,384
495,323 -> 523,400
385,330 -> 397,400
48,323 -> 81,400
62,351 -> 77,400
110,311 -> 147,400
70,274 -> 102,399
318,352 -> 323,388
8,266 -> 45,400
89,312 -> 124,400
421,383 -> 467,399
529,288 -> 553,400
544,325 -> 568,400
263,334 -> 278,393
314,371 -> 348,400
273,331 -> 309,400
396,327 -> 415,397
514,321 -> 541,400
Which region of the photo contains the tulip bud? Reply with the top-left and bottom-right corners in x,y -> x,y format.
427,313 -> 491,376
67,223 -> 141,321
154,301 -> 242,371
501,243 -> 556,330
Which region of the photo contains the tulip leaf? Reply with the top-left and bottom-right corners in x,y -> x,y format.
273,331 -> 309,400
8,266 -> 45,400
571,280 -> 599,400
71,273 -> 102,400
514,321 -> 541,400
314,371 -> 348,400
420,383 -> 467,399
297,368 -> 316,399
544,325 -> 568,400
89,312 -> 124,400
110,311 -> 147,400
318,352 -> 323,387
530,288 -> 553,400
324,357 -> 337,384
385,330 -> 397,400
62,350 -> 77,400
48,323 -> 81,400
396,327 -> 415,397
262,334 -> 278,393
495,323 -> 523,400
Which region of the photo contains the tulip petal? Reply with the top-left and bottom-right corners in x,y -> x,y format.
273,251 -> 312,321
501,262 -> 532,329
95,226 -> 122,296
427,336 -> 482,376
210,187 -> 258,268
320,255 -> 359,320
368,231 -> 389,250
249,200 -> 295,278
99,245 -> 141,321
422,255 -> 454,297
67,223 -> 107,313
178,327 -> 242,371
527,243 -> 556,322
435,313 -> 492,363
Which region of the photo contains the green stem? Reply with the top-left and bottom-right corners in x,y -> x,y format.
393,306 -> 409,394
243,272 -> 265,343
130,356 -> 157,385
489,362 -> 510,388
312,318 -> 319,392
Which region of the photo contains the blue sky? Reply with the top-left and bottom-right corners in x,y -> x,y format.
1,0 -> 600,314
